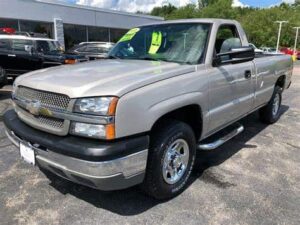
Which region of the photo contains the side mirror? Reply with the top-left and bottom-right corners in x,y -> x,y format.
213,46 -> 255,67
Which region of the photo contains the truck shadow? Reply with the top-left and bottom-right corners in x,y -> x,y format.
45,105 -> 289,216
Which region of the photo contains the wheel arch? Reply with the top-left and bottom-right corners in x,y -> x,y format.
275,75 -> 286,89
150,104 -> 203,141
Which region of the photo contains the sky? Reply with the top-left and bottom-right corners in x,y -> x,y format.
65,0 -> 296,12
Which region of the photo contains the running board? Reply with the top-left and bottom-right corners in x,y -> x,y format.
198,123 -> 244,151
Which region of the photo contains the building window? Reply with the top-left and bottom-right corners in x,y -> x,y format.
19,20 -> 54,38
0,18 -> 18,30
88,26 -> 109,42
64,24 -> 87,50
110,28 -> 128,43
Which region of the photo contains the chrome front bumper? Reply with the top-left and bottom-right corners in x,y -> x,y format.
5,128 -> 148,190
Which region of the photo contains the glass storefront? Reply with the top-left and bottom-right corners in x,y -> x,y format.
19,20 -> 53,38
64,24 -> 88,50
0,18 -> 18,30
88,26 -> 109,42
1,18 -> 128,50
110,28 -> 127,43
64,25 -> 127,49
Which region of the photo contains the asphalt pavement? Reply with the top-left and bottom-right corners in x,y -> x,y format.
0,62 -> 299,225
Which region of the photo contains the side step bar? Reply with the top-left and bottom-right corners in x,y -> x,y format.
198,124 -> 244,151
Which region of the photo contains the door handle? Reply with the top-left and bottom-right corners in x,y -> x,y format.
244,70 -> 252,79
8,54 -> 16,57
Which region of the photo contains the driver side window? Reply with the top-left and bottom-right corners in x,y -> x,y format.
215,25 -> 242,54
36,41 -> 50,53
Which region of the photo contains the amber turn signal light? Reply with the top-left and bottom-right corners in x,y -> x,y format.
64,59 -> 77,64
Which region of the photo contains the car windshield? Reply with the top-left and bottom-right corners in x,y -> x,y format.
109,23 -> 211,65
36,40 -> 63,53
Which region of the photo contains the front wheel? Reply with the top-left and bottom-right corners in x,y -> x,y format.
259,86 -> 282,124
141,120 -> 196,200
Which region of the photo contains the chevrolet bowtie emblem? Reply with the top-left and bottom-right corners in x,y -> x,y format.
25,100 -> 53,117
26,100 -> 41,116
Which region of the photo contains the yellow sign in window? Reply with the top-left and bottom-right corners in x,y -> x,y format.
149,31 -> 162,54
118,28 -> 140,43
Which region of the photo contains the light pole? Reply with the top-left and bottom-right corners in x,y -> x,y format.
275,21 -> 288,53
293,27 -> 300,55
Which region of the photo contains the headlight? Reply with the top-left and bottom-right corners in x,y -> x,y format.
74,97 -> 118,116
70,122 -> 115,139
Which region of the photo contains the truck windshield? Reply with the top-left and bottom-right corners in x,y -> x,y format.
109,23 -> 210,65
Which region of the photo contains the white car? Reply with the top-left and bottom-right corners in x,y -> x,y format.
249,43 -> 264,54
261,47 -> 284,55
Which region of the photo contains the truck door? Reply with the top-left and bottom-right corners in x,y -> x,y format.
36,40 -> 63,68
10,39 -> 36,74
208,25 -> 255,132
0,38 -> 11,71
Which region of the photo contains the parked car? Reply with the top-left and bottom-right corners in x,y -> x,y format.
261,47 -> 283,55
0,30 -> 88,87
249,43 -> 263,54
4,19 -> 293,199
280,47 -> 300,60
296,50 -> 300,60
280,47 -> 294,56
67,42 -> 114,60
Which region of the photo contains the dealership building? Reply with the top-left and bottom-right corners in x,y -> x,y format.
0,0 -> 163,49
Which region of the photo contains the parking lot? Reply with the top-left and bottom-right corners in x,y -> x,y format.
0,62 -> 299,225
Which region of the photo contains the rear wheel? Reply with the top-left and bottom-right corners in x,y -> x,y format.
142,120 -> 196,200
259,86 -> 282,124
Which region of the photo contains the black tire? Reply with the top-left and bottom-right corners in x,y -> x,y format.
141,120 -> 196,200
259,86 -> 282,124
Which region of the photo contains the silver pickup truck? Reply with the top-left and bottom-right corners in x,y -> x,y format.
4,19 -> 293,199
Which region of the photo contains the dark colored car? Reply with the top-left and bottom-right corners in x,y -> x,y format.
0,34 -> 88,87
67,42 -> 114,60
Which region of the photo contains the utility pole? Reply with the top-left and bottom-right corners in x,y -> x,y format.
275,21 -> 288,53
293,27 -> 300,55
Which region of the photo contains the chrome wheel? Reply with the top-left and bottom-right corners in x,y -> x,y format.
162,139 -> 190,185
272,93 -> 280,116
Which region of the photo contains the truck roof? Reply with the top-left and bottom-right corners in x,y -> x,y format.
0,34 -> 55,41
140,18 -> 240,26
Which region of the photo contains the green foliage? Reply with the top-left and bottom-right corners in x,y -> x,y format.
150,0 -> 300,48
198,0 -> 218,8
151,3 -> 177,17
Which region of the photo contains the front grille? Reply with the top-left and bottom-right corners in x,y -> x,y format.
37,116 -> 64,129
16,86 -> 70,111
14,86 -> 71,135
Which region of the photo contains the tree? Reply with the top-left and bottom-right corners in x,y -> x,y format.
198,0 -> 219,8
151,3 -> 177,17
149,0 -> 300,49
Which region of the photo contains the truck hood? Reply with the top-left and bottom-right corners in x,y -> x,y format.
15,59 -> 195,98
